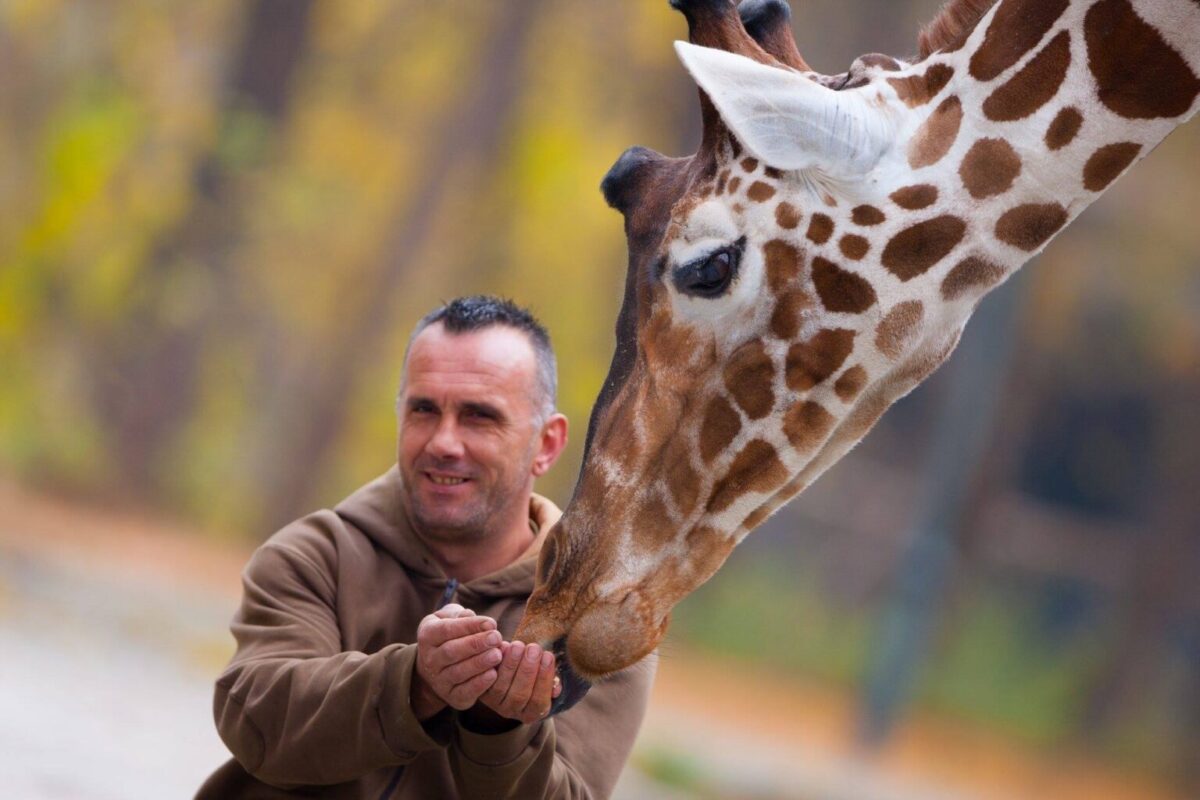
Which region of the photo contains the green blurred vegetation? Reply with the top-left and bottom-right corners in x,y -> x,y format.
672,529 -> 1198,783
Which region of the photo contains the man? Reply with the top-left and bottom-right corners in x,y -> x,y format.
197,296 -> 655,799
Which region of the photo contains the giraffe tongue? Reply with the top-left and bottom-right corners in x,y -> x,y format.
547,636 -> 592,717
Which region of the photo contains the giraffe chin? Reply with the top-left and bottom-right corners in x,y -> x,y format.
562,593 -> 667,681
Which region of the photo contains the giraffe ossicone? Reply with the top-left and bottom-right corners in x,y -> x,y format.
520,0 -> 1200,710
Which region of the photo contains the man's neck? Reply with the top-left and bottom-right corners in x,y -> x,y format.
416,500 -> 537,584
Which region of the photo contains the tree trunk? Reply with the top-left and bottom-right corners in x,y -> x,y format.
87,0 -> 315,497
858,268 -> 1030,746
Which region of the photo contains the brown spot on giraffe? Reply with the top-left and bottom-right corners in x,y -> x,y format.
775,202 -> 802,230
909,95 -> 963,169
812,257 -> 877,313
852,205 -> 886,226
706,439 -> 788,514
840,234 -> 870,261
959,138 -> 1022,199
1046,107 -> 1083,150
763,239 -> 802,291
747,181 -> 776,202
740,157 -> 759,172
891,184 -> 939,210
665,441 -> 701,517
1086,0 -> 1200,119
783,400 -> 836,453
995,203 -> 1069,251
716,170 -> 729,195
764,166 -> 784,180
786,328 -> 856,391
728,176 -> 742,194
834,365 -> 868,402
888,63 -> 955,107
833,335 -> 960,449
875,301 -> 926,359
881,215 -> 968,281
741,505 -> 772,533
941,256 -> 1007,300
634,496 -> 671,548
1083,142 -> 1142,192
700,395 -> 741,463
724,339 -> 775,420
969,0 -> 1070,82
770,290 -> 812,340
675,526 -> 736,591
643,306 -> 708,377
983,30 -> 1072,122
807,213 -> 835,244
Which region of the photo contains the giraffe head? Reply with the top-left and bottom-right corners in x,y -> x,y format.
519,0 -> 1200,706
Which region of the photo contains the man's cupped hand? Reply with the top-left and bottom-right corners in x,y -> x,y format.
412,603 -> 561,726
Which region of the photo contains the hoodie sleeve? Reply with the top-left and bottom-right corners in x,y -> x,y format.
212,513 -> 449,788
447,653 -> 657,799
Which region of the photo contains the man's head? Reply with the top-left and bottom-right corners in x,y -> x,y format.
397,296 -> 567,546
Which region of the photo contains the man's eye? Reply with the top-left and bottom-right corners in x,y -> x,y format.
672,238 -> 744,298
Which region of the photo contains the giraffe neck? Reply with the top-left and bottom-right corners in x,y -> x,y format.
923,0 -> 1199,240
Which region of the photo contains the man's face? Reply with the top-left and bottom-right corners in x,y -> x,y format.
397,323 -> 545,541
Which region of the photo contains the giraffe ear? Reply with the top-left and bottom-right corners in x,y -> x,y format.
675,41 -> 892,177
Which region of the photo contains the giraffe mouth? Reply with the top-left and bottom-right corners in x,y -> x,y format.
548,636 -> 592,716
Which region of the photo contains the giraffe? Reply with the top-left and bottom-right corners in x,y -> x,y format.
517,0 -> 1200,714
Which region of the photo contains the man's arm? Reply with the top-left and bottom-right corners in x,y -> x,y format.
212,515 -> 449,787
447,651 -> 658,799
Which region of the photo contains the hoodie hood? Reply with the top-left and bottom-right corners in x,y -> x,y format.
334,465 -> 562,603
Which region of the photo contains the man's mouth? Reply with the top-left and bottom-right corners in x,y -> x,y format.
425,473 -> 470,486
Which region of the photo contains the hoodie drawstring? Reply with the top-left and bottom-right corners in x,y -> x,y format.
436,578 -> 459,611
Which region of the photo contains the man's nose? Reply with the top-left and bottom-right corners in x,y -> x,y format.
426,416 -> 465,459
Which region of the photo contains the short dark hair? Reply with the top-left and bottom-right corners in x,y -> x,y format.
402,296 -> 557,418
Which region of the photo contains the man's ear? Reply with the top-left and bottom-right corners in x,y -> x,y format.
532,413 -> 568,478
674,41 -> 892,177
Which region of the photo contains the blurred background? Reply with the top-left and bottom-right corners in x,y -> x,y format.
1,0 -> 1198,797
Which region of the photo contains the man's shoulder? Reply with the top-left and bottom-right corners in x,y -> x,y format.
261,467 -> 398,547
251,470 -> 398,574
251,508 -> 352,578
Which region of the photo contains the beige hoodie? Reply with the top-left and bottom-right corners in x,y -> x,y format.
197,466 -> 655,799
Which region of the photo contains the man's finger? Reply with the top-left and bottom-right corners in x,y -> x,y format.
441,643 -> 503,686
421,614 -> 496,647
482,641 -> 525,705
435,628 -> 502,668
446,668 -> 498,710
521,651 -> 556,722
501,642 -> 542,710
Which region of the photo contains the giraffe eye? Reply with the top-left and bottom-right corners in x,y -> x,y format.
672,238 -> 745,298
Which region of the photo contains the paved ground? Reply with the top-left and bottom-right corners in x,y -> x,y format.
0,551 -> 231,799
